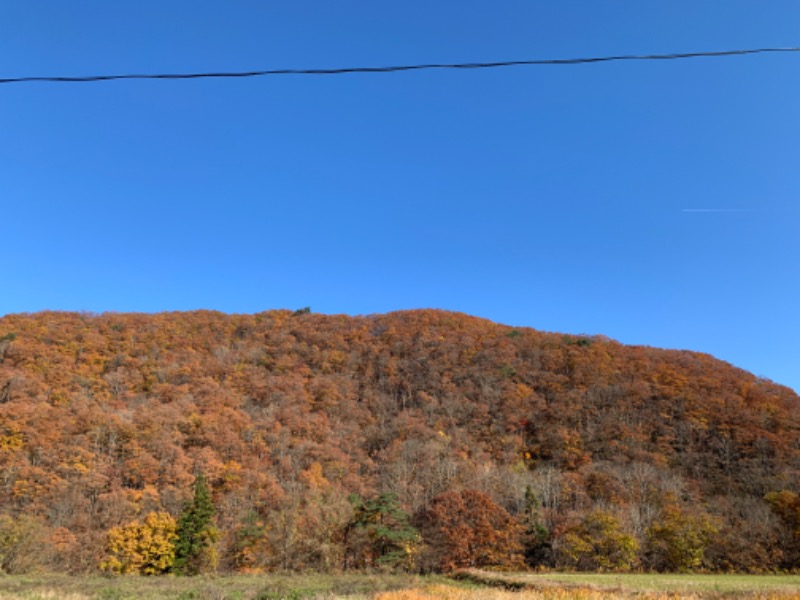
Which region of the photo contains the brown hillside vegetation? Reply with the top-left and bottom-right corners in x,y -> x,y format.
0,309 -> 797,574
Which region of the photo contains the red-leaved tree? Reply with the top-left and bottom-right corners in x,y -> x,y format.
415,489 -> 523,571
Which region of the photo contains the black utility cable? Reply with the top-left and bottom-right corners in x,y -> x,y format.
2,47 -> 799,85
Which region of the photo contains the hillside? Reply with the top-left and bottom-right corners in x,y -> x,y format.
0,309 -> 798,573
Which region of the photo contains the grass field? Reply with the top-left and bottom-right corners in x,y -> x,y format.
0,571 -> 798,600
509,571 -> 800,594
0,573 -> 442,600
456,569 -> 800,597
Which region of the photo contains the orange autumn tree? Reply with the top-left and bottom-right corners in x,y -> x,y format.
415,489 -> 523,571
765,490 -> 800,568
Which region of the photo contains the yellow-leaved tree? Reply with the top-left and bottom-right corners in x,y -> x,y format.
101,512 -> 177,575
558,510 -> 638,571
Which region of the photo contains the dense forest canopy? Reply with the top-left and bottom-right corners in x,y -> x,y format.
0,309 -> 797,573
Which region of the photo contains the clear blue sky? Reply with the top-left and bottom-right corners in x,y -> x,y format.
1,2 -> 798,393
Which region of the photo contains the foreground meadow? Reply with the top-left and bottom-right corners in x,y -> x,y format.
455,570 -> 800,597
1,572 -> 799,600
0,573 -> 435,600
505,572 -> 800,595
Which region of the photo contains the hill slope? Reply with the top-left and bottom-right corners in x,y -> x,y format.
0,309 -> 797,572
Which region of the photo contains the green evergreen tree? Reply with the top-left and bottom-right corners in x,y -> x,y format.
523,485 -> 552,567
172,473 -> 218,575
345,492 -> 419,570
229,509 -> 269,571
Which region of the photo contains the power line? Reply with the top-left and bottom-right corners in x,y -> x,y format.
2,46 -> 799,85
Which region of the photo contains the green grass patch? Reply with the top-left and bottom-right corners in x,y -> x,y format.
0,573 -> 451,600
475,570 -> 800,595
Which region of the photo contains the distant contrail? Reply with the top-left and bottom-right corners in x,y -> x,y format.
681,208 -> 751,213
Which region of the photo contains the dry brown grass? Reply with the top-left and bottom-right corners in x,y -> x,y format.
374,584 -> 800,600
374,584 -> 664,599
0,593 -> 92,600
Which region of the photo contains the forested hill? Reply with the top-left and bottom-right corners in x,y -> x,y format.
0,309 -> 798,573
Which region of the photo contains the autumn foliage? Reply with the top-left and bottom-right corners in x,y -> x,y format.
557,510 -> 638,571
0,309 -> 797,573
101,512 -> 177,575
415,489 -> 524,571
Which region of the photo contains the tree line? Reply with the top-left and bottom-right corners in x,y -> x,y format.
0,309 -> 797,573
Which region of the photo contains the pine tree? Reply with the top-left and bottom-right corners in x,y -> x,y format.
523,485 -> 552,567
172,473 -> 218,575
345,493 -> 419,570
